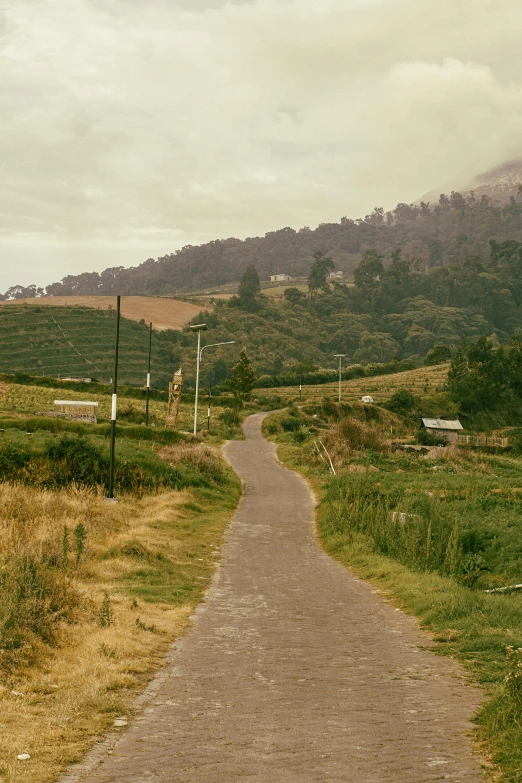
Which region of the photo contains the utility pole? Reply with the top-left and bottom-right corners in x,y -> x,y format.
333,354 -> 345,403
107,295 -> 121,501
145,321 -> 152,426
190,324 -> 208,436
207,370 -> 212,432
300,374 -> 302,402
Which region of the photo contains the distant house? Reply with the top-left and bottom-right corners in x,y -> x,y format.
361,395 -> 374,403
270,274 -> 291,283
421,418 -> 463,443
328,271 -> 344,280
55,400 -> 98,423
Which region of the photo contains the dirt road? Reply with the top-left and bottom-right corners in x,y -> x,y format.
66,413 -> 484,782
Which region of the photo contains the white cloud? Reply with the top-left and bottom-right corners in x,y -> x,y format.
1,0 -> 522,288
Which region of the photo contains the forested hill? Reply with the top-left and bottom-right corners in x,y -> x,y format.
6,189 -> 522,299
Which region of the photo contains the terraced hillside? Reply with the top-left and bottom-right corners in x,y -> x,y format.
0,306 -> 179,387
255,363 -> 450,404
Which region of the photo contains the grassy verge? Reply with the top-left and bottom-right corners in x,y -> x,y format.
0,382 -> 242,783
264,405 -> 522,783
0,475 -> 240,783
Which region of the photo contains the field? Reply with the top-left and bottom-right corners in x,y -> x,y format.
0,297 -> 208,332
0,376 -> 242,783
265,402 -> 522,783
254,363 -> 450,403
0,307 -> 182,387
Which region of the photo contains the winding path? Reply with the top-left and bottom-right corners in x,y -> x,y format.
69,413 -> 484,782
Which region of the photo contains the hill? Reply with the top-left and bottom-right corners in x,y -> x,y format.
419,158 -> 522,206
0,306 -> 181,387
0,295 -> 206,331
5,166 -> 522,299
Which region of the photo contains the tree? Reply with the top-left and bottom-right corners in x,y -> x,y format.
238,265 -> 261,311
353,250 -> 384,291
228,349 -> 256,420
424,345 -> 452,366
308,251 -> 334,299
284,287 -> 307,305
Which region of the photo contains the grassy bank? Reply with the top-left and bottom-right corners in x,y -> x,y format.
0,475 -> 240,783
264,404 -> 522,782
0,378 -> 243,783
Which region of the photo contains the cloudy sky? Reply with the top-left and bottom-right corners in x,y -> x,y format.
1,0 -> 522,291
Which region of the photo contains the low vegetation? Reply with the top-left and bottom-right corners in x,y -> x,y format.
265,399 -> 522,782
0,378 -> 242,783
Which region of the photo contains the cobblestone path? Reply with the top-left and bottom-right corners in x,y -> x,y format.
68,413 -> 484,782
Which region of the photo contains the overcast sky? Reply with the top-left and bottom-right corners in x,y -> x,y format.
1,0 -> 522,291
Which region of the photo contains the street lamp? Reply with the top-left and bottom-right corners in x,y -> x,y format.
333,354 -> 346,403
190,324 -> 235,435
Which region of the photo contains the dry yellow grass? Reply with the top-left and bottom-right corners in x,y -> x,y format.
255,363 -> 450,403
0,479 -> 236,783
0,296 -> 209,332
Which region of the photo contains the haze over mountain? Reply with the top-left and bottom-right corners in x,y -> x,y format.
3,1 -> 522,292
419,159 -> 522,205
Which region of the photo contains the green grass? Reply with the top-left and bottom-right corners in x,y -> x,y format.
264,406 -> 522,782
113,481 -> 240,606
0,306 -> 177,386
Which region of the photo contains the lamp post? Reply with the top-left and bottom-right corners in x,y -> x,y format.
190,325 -> 235,435
145,321 -> 152,427
190,324 -> 208,436
333,354 -> 346,403
107,295 -> 121,501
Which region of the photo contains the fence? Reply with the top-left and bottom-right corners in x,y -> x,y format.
457,434 -> 509,448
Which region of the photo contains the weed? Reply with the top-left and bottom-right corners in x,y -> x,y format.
98,592 -> 113,628
136,617 -> 158,633
99,643 -> 116,659
62,525 -> 70,569
74,522 -> 87,566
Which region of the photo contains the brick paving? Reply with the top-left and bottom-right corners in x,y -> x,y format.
67,412 -> 484,782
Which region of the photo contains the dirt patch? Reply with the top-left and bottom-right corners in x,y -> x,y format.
0,297 -> 210,332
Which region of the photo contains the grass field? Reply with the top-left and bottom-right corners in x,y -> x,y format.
0,375 -> 242,783
254,363 -> 450,403
265,403 -> 522,782
0,297 -> 208,332
0,381 -> 241,440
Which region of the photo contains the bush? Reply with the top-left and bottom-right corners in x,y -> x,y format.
280,416 -> 301,432
416,429 -> 448,446
0,443 -> 30,480
329,416 -> 384,453
0,554 -> 78,670
45,434 -> 108,487
386,388 -> 418,416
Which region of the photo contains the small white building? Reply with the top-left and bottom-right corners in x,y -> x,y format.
270,274 -> 291,283
361,395 -> 374,403
55,400 -> 99,423
328,271 -> 344,280
421,418 -> 463,443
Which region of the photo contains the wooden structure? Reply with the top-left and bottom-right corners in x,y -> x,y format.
165,369 -> 183,429
54,400 -> 98,423
421,418 -> 463,443
457,434 -> 509,448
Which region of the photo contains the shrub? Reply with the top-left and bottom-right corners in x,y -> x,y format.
329,416 -> 384,454
0,443 -> 30,480
45,434 -> 108,487
280,416 -> 301,432
0,554 -> 78,670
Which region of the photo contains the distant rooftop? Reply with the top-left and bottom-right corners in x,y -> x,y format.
422,418 -> 463,431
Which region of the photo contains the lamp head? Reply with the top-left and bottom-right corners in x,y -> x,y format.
190,323 -> 208,332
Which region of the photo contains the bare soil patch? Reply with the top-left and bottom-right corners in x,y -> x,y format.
0,297 -> 209,331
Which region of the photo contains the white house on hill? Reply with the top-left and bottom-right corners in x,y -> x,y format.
270,274 -> 291,283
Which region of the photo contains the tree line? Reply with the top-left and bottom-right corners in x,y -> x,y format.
4,188 -> 522,299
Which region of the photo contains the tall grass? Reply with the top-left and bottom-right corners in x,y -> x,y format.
323,474 -> 491,586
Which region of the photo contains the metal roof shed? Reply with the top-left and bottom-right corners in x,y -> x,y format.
421,418 -> 463,443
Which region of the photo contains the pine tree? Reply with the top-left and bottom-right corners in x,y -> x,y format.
228,349 -> 256,420
238,265 -> 261,311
